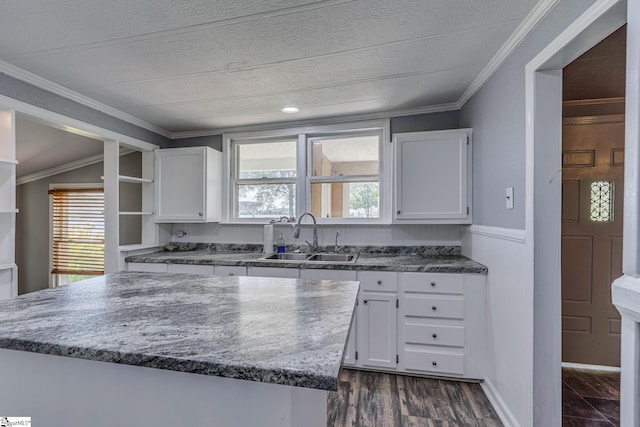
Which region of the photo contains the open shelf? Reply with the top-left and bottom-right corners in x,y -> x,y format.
118,175 -> 153,184
119,211 -> 154,216
0,158 -> 18,165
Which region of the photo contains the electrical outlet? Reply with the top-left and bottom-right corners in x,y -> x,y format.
505,187 -> 514,210
174,230 -> 187,238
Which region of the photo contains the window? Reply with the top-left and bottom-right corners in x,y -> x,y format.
590,180 -> 614,222
309,134 -> 381,218
49,185 -> 104,286
232,139 -> 297,218
225,120 -> 389,223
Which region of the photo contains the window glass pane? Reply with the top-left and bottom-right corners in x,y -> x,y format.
311,182 -> 379,218
237,183 -> 296,218
311,136 -> 379,177
237,141 -> 297,179
590,180 -> 613,222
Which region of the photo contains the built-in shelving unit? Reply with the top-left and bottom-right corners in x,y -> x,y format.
104,141 -> 170,273
0,108 -> 17,299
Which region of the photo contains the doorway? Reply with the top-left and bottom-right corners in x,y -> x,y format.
560,23 -> 625,425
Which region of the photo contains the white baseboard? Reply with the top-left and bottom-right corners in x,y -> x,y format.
561,362 -> 621,372
481,378 -> 521,427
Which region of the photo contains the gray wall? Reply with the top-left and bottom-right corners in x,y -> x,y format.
173,110 -> 460,152
0,73 -> 171,147
16,152 -> 141,295
459,0 -> 598,229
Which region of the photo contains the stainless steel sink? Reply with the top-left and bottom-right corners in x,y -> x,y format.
306,253 -> 357,263
261,253 -> 309,261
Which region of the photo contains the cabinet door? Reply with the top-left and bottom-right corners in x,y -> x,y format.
247,267 -> 299,279
393,129 -> 471,223
155,148 -> 206,222
358,291 -> 397,369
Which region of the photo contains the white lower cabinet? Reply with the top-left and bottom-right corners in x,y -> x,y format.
348,271 -> 485,381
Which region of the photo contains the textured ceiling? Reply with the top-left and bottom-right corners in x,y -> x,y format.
0,0 -> 541,133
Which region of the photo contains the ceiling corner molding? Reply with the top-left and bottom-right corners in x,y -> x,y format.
0,60 -> 173,139
171,102 -> 460,139
456,0 -> 561,108
16,148 -> 134,186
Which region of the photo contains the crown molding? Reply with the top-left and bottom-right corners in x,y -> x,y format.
16,148 -> 134,186
0,60 -> 172,139
171,102 -> 460,139
456,0 -> 561,108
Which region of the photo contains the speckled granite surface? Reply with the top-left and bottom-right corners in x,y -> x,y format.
0,272 -> 358,391
126,248 -> 487,274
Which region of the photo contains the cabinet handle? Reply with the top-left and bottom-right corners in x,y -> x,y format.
363,299 -> 368,304
432,361 -> 438,367
376,280 -> 382,285
228,273 -> 235,276
430,282 -> 436,287
432,333 -> 438,339
432,306 -> 437,311
397,210 -> 401,214
198,212 -> 203,216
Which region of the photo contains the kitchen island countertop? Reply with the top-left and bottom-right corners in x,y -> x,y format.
0,272 -> 359,391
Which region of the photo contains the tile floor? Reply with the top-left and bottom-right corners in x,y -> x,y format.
562,367 -> 620,426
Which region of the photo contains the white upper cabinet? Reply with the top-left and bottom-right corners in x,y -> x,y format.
155,147 -> 222,223
393,129 -> 471,224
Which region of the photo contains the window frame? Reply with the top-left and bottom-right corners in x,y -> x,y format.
48,182 -> 105,288
223,119 -> 391,224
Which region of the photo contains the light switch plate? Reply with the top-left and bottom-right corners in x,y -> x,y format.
505,187 -> 514,210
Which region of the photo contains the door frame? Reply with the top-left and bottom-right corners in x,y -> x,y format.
525,0 -> 628,424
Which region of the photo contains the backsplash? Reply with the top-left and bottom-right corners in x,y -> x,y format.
170,223 -> 465,247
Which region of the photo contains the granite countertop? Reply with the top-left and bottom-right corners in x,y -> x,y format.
0,272 -> 358,391
125,245 -> 487,274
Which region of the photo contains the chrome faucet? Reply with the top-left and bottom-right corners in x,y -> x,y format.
293,212 -> 318,253
334,230 -> 340,253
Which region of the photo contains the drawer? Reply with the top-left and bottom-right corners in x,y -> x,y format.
169,264 -> 214,275
403,273 -> 463,295
247,267 -> 300,278
127,262 -> 168,273
357,271 -> 398,292
215,266 -> 247,276
403,295 -> 464,319
404,323 -> 464,347
404,348 -> 464,375
300,269 -> 357,281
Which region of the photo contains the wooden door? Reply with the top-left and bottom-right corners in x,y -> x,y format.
561,115 -> 624,367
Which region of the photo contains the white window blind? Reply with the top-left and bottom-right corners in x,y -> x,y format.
49,188 -> 105,275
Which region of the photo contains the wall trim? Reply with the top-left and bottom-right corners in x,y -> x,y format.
17,148 -> 134,186
561,362 -> 621,372
481,378 -> 521,427
457,0 -> 561,108
0,60 -> 172,139
467,225 -> 526,243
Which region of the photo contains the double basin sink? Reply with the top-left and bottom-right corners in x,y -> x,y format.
260,252 -> 358,263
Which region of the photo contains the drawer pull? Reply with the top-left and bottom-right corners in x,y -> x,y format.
430,282 -> 436,287
228,273 -> 235,276
432,361 -> 438,367
376,280 -> 382,285
363,299 -> 368,304
432,333 -> 438,339
432,306 -> 437,311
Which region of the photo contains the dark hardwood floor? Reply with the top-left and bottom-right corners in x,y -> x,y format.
328,369 -> 502,426
562,367 -> 620,426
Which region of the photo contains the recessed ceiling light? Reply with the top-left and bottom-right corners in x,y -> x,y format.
281,106 -> 300,113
